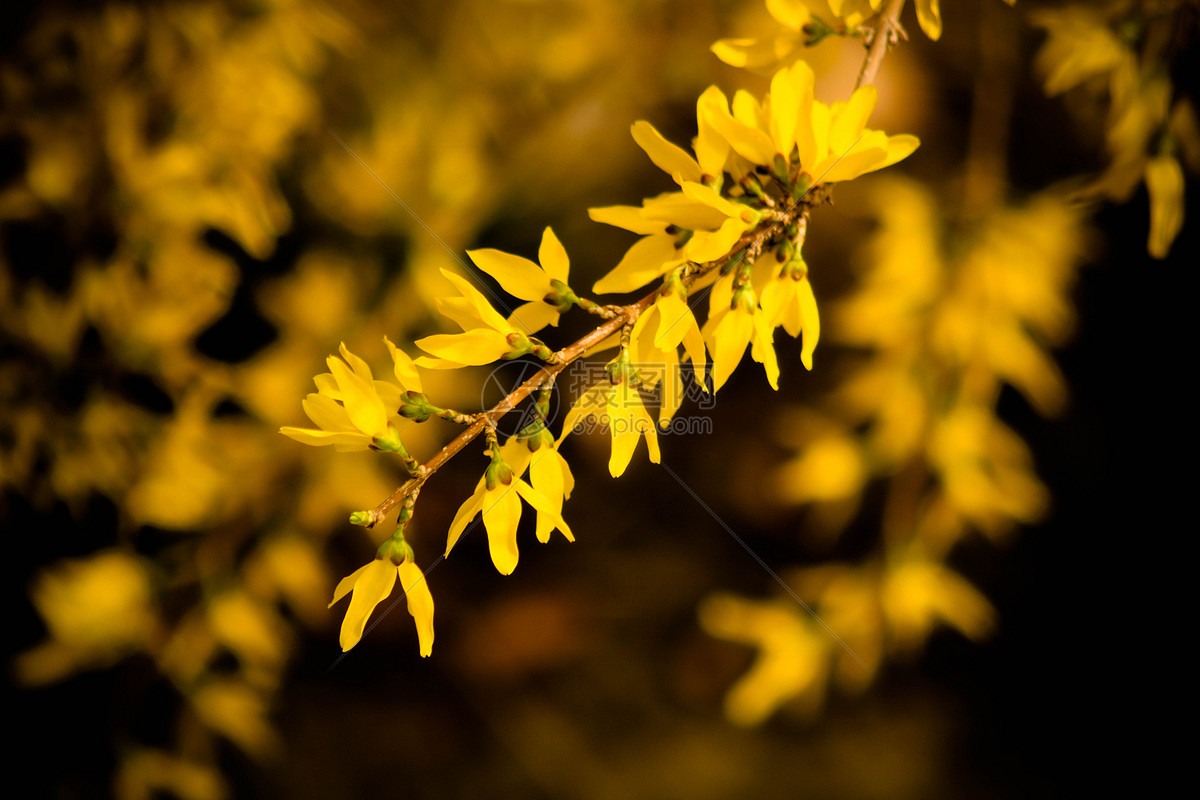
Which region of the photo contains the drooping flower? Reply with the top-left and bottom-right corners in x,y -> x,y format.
701,271 -> 780,392
445,438 -> 573,575
758,255 -> 820,370
510,425 -> 576,544
561,371 -> 662,478
329,551 -> 434,656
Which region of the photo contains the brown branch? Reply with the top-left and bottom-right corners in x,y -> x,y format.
364,290 -> 657,526
856,0 -> 907,90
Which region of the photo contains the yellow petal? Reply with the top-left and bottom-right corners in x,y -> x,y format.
770,61 -> 814,158
631,120 -> 704,184
439,268 -> 511,332
558,383 -> 611,445
529,450 -> 570,543
279,426 -> 369,451
705,98 -> 777,166
515,475 -> 574,543
507,301 -> 560,335
589,205 -> 667,236
687,217 -> 749,263
653,290 -> 699,350
301,393 -> 356,432
915,0 -> 943,41
338,559 -> 397,652
641,192 -> 731,230
708,306 -> 755,392
880,134 -> 920,169
593,234 -> 684,295
482,484 -> 523,575
829,86 -> 879,157
328,357 -> 388,438
695,86 -> 733,177
766,0 -> 811,28
397,562 -> 435,657
445,483 -> 485,555
751,313 -> 780,390
415,329 -> 512,366
337,342 -> 374,383
1146,155 -> 1185,259
467,248 -> 549,302
682,317 -> 709,388
384,336 -> 422,393
328,563 -> 370,608
538,227 -> 571,284
680,181 -> 742,218
797,276 -> 820,370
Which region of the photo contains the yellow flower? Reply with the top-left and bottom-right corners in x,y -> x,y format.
628,86 -> 731,184
712,0 -> 881,69
445,439 -> 573,575
561,373 -> 662,477
506,429 -> 577,544
759,256 -> 820,370
467,226 -> 573,332
280,341 -> 415,453
882,557 -> 994,649
415,268 -> 551,368
704,60 -> 918,186
701,272 -> 780,391
699,593 -> 831,726
627,293 -> 706,427
1031,6 -> 1128,96
15,550 -> 157,686
329,555 -> 434,656
1146,154 -> 1185,259
587,198 -> 699,294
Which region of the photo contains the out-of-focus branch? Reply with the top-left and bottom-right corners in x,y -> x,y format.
857,0 -> 908,89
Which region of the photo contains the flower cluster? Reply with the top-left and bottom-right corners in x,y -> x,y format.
1032,0 -> 1198,258
282,55 -> 917,656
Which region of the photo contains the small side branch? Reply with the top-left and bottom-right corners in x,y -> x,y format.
857,0 -> 907,89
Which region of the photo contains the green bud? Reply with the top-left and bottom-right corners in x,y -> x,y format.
399,391 -> 434,422
503,332 -> 533,360
661,269 -> 686,297
802,16 -> 834,47
349,510 -> 373,527
372,425 -> 407,453
517,419 -> 554,451
544,279 -> 576,314
485,457 -> 514,491
376,531 -> 414,566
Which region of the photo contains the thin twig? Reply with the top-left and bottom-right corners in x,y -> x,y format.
857,0 -> 907,89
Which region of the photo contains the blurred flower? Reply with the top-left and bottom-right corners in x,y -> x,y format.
699,593 -> 831,725
1146,154 -> 1185,258
16,551 -> 157,686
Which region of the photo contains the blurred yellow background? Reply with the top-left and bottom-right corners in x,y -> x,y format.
3,0 -> 1191,797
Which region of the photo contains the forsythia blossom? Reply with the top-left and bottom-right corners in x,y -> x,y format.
415,269 -> 557,368
329,538 -> 435,656
280,340 -> 420,453
445,438 -> 574,575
